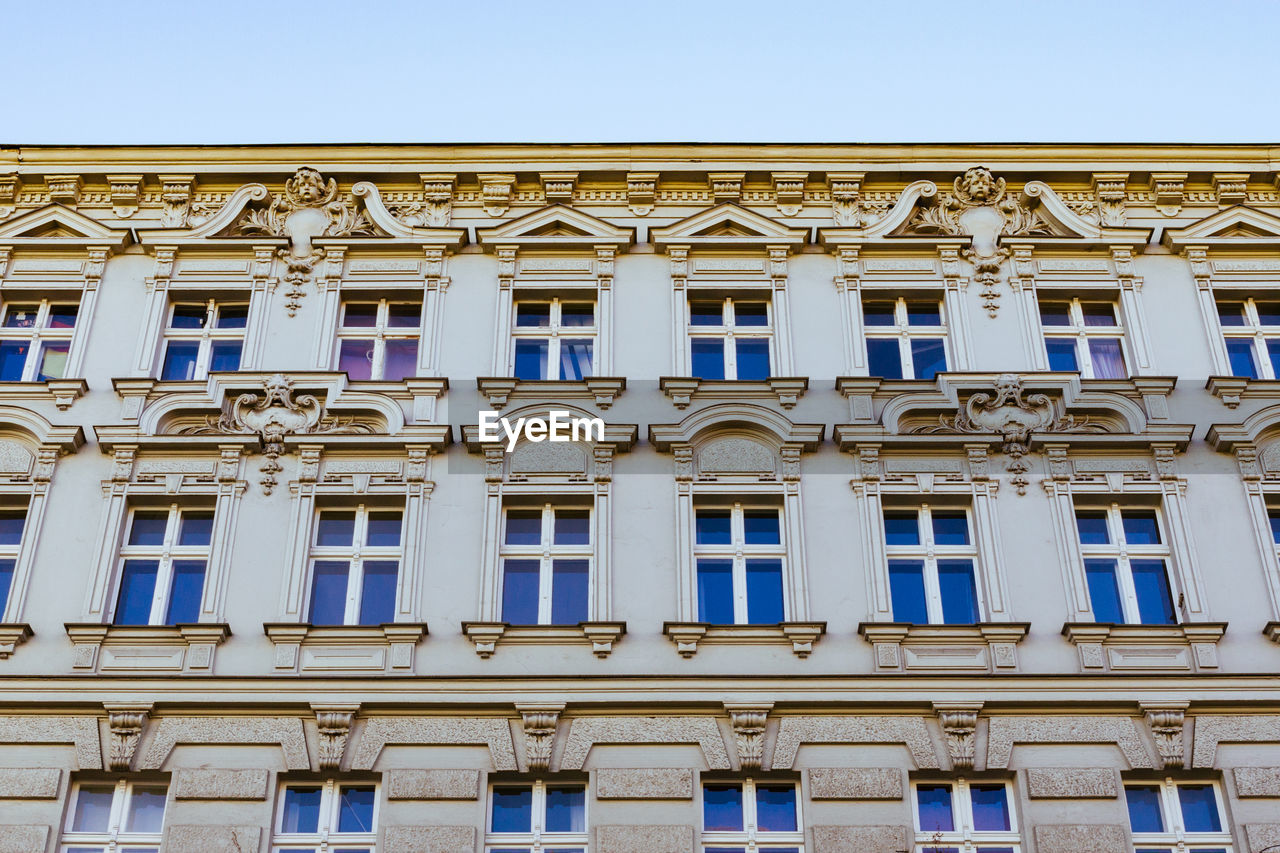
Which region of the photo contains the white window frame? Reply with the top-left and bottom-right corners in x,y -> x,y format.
271,779 -> 379,851
307,504 -> 403,626
485,780 -> 588,853
694,501 -> 789,624
0,504 -> 27,621
1124,778 -> 1233,852
700,778 -> 805,852
159,298 -> 248,380
862,295 -> 950,379
910,778 -> 1020,853
1039,296 -> 1130,379
1216,296 -> 1280,379
499,502 -> 593,625
510,296 -> 598,380
60,779 -> 167,850
334,297 -> 423,381
111,504 -> 212,626
687,296 -> 775,380
1076,503 -> 1177,625
884,504 -> 982,624
0,297 -> 80,382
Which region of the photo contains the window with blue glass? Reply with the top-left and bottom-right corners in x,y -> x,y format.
688,297 -> 772,381
307,506 -> 401,626
884,506 -> 982,625
159,300 -> 248,381
1125,779 -> 1231,852
1216,298 -> 1280,380
112,505 -> 213,626
0,507 -> 26,621
486,781 -> 587,853
912,779 -> 1019,853
701,779 -> 803,852
336,298 -> 422,382
695,504 -> 787,625
0,299 -> 79,382
863,297 -> 949,380
1076,505 -> 1179,625
272,780 -> 377,852
511,298 -> 595,381
500,504 -> 592,625
61,779 -> 167,852
1039,297 -> 1128,379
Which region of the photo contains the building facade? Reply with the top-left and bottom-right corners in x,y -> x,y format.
0,144 -> 1277,851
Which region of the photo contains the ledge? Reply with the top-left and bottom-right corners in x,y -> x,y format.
858,622 -> 1030,672
1206,375 -> 1279,409
65,623 -> 230,674
1266,621 -> 1280,643
264,622 -> 427,673
476,377 -> 625,410
0,378 -> 88,411
662,621 -> 826,658
461,621 -> 625,658
1062,622 -> 1227,672
0,624 -> 33,658
658,376 -> 808,410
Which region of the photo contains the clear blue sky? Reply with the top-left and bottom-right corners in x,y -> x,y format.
9,0 -> 1280,144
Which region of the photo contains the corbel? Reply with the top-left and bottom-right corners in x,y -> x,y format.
771,172 -> 807,217
517,704 -> 563,772
708,172 -> 744,203
478,173 -> 516,217
673,445 -> 694,482
159,175 -> 197,227
626,171 -> 658,216
0,174 -> 21,218
593,444 -> 614,483
419,173 -> 456,226
1149,172 -> 1187,216
1090,172 -> 1129,226
828,172 -> 864,226
1212,172 -> 1249,206
967,443 -> 993,480
1141,702 -> 1188,769
111,446 -> 138,483
1152,443 -> 1178,480
1234,444 -> 1261,480
725,703 -> 772,771
934,702 -> 982,770
107,174 -> 144,218
217,445 -> 244,483
45,174 -> 82,205
540,172 -> 577,203
313,704 -> 358,771
106,703 -> 152,771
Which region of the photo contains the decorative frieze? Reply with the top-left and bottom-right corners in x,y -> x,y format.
708,171 -> 744,203
540,171 -> 577,202
626,171 -> 658,216
45,174 -> 82,205
808,767 -> 903,800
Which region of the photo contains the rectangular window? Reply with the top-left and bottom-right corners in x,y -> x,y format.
272,780 -> 377,852
336,299 -> 421,381
112,505 -> 212,626
912,779 -> 1019,852
689,297 -> 772,380
159,300 -> 248,380
1125,779 -> 1231,852
486,781 -> 587,853
884,506 -> 981,624
695,503 -> 786,625
1217,297 -> 1280,379
1040,297 -> 1129,379
1076,504 -> 1178,625
307,505 -> 402,626
61,780 -> 167,851
500,503 -> 592,625
0,299 -> 79,381
864,297 -> 949,380
0,506 -> 27,619
701,779 -> 804,852
512,298 -> 596,380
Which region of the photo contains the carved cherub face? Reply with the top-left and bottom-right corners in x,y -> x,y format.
288,167 -> 327,204
961,167 -> 997,202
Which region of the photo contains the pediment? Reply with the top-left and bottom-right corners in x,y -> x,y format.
652,203 -> 807,249
477,205 -> 635,247
0,204 -> 130,246
1163,206 -> 1280,250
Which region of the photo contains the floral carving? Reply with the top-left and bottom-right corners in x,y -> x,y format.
936,707 -> 979,770
727,706 -> 770,771
315,709 -> 356,771
520,708 -> 561,772
107,707 -> 150,771
1144,707 -> 1186,769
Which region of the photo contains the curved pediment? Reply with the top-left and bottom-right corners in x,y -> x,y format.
1163,205 -> 1280,251
477,204 -> 635,248
649,403 -> 823,450
0,204 -> 130,246
652,203 -> 807,250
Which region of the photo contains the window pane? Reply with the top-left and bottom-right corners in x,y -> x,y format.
338,339 -> 374,381
316,512 -> 356,547
126,786 -> 167,833
501,559 -> 541,625
215,305 -> 248,329
337,785 -> 377,832
0,559 -> 14,618
1075,510 -> 1110,544
1225,338 -> 1259,378
281,786 -> 323,833
938,559 -> 980,624
177,511 -> 213,547
561,302 -> 595,327
702,783 -> 744,831
159,341 -> 200,381
515,303 -> 551,328
0,510 -> 28,546
866,338 -> 903,379
695,510 -> 732,545
1081,302 -> 1118,326
734,301 -> 769,326
0,340 -> 28,381
1121,510 -> 1161,545
359,560 -> 398,625
1258,301 -> 1280,325
883,512 -> 920,546
1177,784 -> 1222,833
341,303 -> 378,327
1045,338 -> 1079,372
690,338 -> 725,379
743,510 -> 781,545
1039,301 -> 1072,326
1271,509 -> 1280,544
910,337 -> 947,380
169,304 -> 206,329
387,302 -> 421,328
553,510 -> 590,545
164,560 -> 206,624
513,339 -> 549,380
366,512 -> 402,547
1088,337 -> 1127,378
1267,338 -> 1280,380
72,786 -> 115,831
115,560 -> 159,625
906,301 -> 941,325
309,561 -> 350,626
551,560 -> 589,624
734,338 -> 771,380
915,784 -> 955,832
129,511 -> 169,546
208,340 -> 243,373
931,511 -> 970,546
1,305 -> 37,328
546,785 -> 586,833
383,338 -> 418,381
1217,301 -> 1247,326
889,560 -> 928,624
696,559 -> 735,624
1085,559 -> 1125,623
1125,785 -> 1165,833
863,301 -> 896,326
970,784 -> 1010,831
1131,559 -> 1177,625
689,301 -> 723,326
491,786 -> 533,833
745,558 -> 785,624
505,510 -> 542,546
36,341 -> 68,380
559,338 -> 593,380
755,784 -> 797,832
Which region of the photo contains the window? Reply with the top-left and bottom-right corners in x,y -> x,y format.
1125,780 -> 1231,852
272,781 -> 377,852
695,504 -> 786,625
689,297 -> 772,380
884,506 -> 981,625
0,299 -> 78,381
701,779 -> 803,852
486,781 -> 587,853
308,506 -> 401,626
912,780 -> 1019,853
1217,297 -> 1280,379
0,507 -> 26,619
1076,505 -> 1178,625
159,300 -> 247,380
1040,298 -> 1128,379
512,298 -> 596,380
336,299 -> 421,381
61,780 -> 167,852
500,504 -> 591,625
864,297 -> 949,380
112,506 -> 212,626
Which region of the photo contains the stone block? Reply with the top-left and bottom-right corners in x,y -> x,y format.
596,768 -> 694,799
1245,823 -> 1280,851
172,768 -> 270,800
772,716 -> 939,769
1234,767 -> 1280,797
1025,768 -> 1118,799
387,769 -> 481,800
808,767 -> 903,799
561,717 -> 729,770
384,825 -> 477,853
164,824 -> 262,853
0,826 -> 48,853
0,768 -> 60,799
811,825 -> 910,853
986,716 -> 1151,769
1192,715 -> 1280,768
596,824 -> 694,853
1033,824 -> 1128,853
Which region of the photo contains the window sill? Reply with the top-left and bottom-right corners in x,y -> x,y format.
659,377 -> 808,410
0,378 -> 88,411
461,621 -> 625,658
263,622 -> 428,673
0,623 -> 33,659
662,621 -> 825,658
857,622 -> 1029,672
476,377 -> 626,410
1062,622 -> 1227,672
65,622 -> 230,674
1206,375 -> 1280,409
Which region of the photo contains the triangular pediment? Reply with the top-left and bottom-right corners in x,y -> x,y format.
652,203 -> 807,249
1163,205 -> 1280,250
477,205 -> 635,248
0,204 -> 130,245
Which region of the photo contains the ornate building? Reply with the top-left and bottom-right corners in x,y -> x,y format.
0,144 -> 1277,851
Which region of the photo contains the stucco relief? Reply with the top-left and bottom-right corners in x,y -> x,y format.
1192,715 -> 1280,768
137,716 -> 310,770
0,716 -> 101,769
985,716 -> 1153,769
769,715 -> 940,770
348,717 -> 518,771
558,716 -> 732,770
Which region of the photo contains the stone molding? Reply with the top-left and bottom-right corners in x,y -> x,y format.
986,715 -> 1152,769
0,716 -> 101,769
1193,715 -> 1280,768
1063,622 -> 1226,672
663,621 -> 825,658
138,716 -> 310,770
265,623 -> 428,673
65,623 -> 230,675
770,715 -> 940,770
349,717 -> 518,771
559,716 -> 731,770
860,622 -> 1028,672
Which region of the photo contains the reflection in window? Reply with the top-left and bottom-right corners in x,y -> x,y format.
1125,779 -> 1231,852
113,505 -> 213,626
486,781 -> 587,853
0,299 -> 79,382
1217,297 -> 1280,379
864,297 -> 949,380
701,779 -> 803,852
336,299 -> 421,381
689,297 -> 772,380
273,780 -> 377,852
884,506 -> 981,624
695,504 -> 786,624
308,506 -> 402,626
1076,505 -> 1178,625
912,780 -> 1018,853
1039,297 -> 1128,379
512,298 -> 596,380
159,300 -> 247,380
61,780 -> 167,851
500,504 -> 592,625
